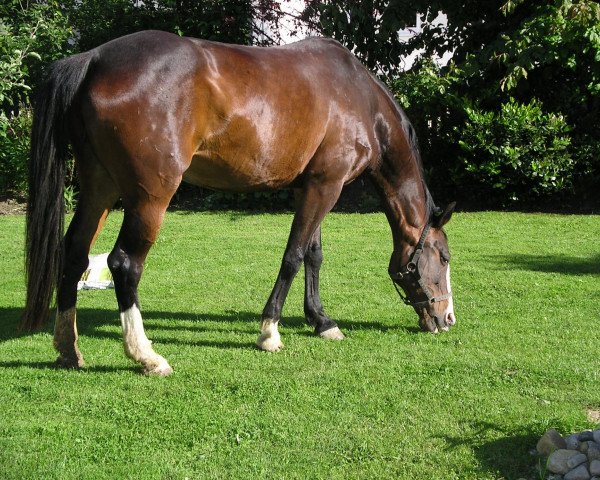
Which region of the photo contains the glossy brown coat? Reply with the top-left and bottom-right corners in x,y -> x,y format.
23,31 -> 455,374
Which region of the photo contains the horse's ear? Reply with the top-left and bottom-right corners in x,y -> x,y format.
433,202 -> 456,228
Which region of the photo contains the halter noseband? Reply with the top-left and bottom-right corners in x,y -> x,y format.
389,223 -> 453,309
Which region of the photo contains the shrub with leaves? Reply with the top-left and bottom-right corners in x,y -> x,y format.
455,99 -> 573,205
0,109 -> 31,198
0,1 -> 73,108
0,1 -> 73,200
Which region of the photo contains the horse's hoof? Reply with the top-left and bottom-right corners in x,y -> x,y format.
256,335 -> 284,352
319,326 -> 345,340
55,354 -> 85,369
142,357 -> 173,376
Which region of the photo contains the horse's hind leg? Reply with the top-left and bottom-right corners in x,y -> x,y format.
55,163 -> 119,368
303,226 -> 345,340
108,200 -> 174,376
257,181 -> 344,351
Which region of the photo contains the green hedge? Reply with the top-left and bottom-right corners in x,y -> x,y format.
455,99 -> 573,205
2,1 -> 599,211
0,109 -> 31,199
391,60 -> 599,211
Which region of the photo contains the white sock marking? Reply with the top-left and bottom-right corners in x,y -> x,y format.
120,305 -> 172,374
256,318 -> 283,352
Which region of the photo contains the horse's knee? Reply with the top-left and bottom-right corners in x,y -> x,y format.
108,248 -> 125,275
281,248 -> 304,278
108,249 -> 142,280
305,242 -> 323,269
108,248 -> 143,309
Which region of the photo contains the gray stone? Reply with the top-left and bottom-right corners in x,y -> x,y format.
591,460 -> 600,476
567,453 -> 589,470
589,444 -> 600,462
594,430 -> 600,444
548,475 -> 564,480
565,465 -> 591,480
539,429 -> 568,456
549,450 -> 586,474
566,434 -> 582,450
580,442 -> 590,453
580,431 -> 595,442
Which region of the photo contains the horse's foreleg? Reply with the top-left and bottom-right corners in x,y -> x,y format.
108,202 -> 173,376
257,244 -> 303,352
257,181 -> 343,351
303,226 -> 345,340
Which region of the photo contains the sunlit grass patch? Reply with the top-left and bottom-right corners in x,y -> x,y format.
0,211 -> 598,479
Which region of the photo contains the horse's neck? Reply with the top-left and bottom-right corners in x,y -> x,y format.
371,150 -> 430,251
367,83 -> 432,261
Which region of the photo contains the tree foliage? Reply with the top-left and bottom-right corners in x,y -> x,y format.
296,1 -> 599,207
64,0 -> 256,52
0,0 -> 270,199
1,0 -> 599,209
0,1 -> 73,198
0,0 -> 73,109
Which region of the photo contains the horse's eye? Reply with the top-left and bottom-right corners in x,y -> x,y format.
440,253 -> 450,265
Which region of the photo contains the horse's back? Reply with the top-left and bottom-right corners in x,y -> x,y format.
76,31 -> 382,194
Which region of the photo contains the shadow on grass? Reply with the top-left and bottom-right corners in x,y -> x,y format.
489,253 -> 600,276
0,307 -> 35,341
0,307 -> 415,345
0,359 -> 137,374
439,421 -> 542,479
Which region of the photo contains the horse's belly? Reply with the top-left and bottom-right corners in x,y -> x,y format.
184,110 -> 319,191
183,151 -> 305,192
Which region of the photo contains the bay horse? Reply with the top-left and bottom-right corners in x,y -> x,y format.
22,30 -> 456,375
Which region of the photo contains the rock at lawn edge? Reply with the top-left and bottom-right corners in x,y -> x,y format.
564,464 -> 591,480
536,430 -> 600,479
539,429 -> 569,456
580,432 -> 595,442
589,444 -> 600,462
567,453 -> 589,470
580,442 -> 590,454
566,434 -> 582,451
548,450 -> 586,475
590,460 -> 600,476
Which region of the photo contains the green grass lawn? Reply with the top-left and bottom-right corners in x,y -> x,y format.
0,210 -> 599,479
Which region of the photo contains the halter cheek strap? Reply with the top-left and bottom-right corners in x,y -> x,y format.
389,223 -> 452,309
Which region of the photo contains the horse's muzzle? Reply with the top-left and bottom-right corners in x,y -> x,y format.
419,311 -> 456,333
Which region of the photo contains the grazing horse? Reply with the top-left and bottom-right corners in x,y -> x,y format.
22,30 -> 456,375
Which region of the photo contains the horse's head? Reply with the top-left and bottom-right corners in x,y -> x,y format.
389,203 -> 456,333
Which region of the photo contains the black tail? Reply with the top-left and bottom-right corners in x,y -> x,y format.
21,52 -> 94,331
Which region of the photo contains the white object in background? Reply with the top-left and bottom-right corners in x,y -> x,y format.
77,253 -> 114,290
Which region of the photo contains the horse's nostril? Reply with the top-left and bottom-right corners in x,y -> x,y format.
446,312 -> 456,326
